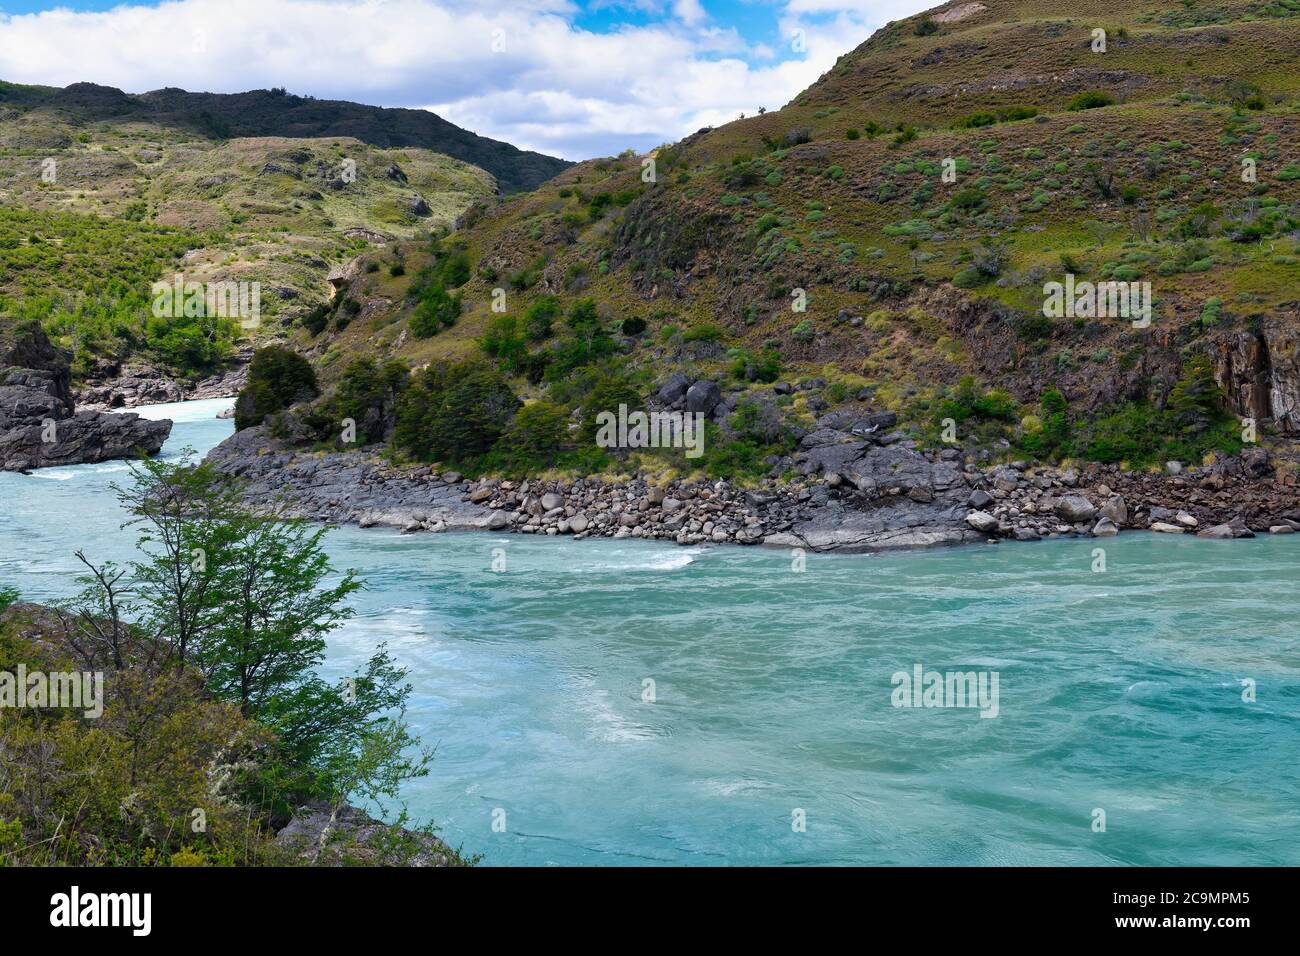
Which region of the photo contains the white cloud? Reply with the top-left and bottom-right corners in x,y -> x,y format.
0,0 -> 928,160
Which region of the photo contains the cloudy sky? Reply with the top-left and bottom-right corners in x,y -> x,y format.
0,0 -> 930,160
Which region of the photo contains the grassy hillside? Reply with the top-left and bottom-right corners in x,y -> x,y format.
293,0 -> 1300,475
0,81 -> 570,194
0,110 -> 498,379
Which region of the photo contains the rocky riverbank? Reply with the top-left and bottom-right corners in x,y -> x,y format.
1,321 -> 172,472
206,410 -> 1300,552
75,350 -> 250,412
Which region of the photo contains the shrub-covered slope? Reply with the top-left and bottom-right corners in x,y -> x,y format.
0,115 -> 498,380
299,0 -> 1300,474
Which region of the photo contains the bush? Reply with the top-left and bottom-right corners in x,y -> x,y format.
1037,359 -> 1238,465
433,246 -> 471,288
682,322 -> 724,343
524,297 -> 560,341
480,314 -> 528,372
914,17 -> 938,35
332,357 -> 409,444
621,316 -> 647,336
999,106 -> 1038,122
579,376 -> 643,445
1068,91 -> 1115,111
731,347 -> 782,383
544,300 -> 616,378
1021,388 -> 1071,460
410,285 -> 461,338
301,302 -> 332,336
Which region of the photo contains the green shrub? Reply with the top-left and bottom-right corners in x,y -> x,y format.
524,297 -> 560,341
1068,91 -> 1115,111
730,348 -> 782,383
394,362 -> 521,464
1021,388 -> 1071,460
331,357 -> 409,444
301,302 -> 332,336
410,285 -> 461,338
579,376 -> 643,444
682,322 -> 725,343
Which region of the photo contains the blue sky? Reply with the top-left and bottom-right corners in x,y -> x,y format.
0,0 -> 928,159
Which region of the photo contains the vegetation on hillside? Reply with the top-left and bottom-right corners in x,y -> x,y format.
268,1 -> 1300,478
0,119 -> 499,378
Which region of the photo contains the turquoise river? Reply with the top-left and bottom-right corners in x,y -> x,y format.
1,399 -> 1297,865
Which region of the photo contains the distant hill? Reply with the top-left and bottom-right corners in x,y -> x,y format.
0,81 -> 570,193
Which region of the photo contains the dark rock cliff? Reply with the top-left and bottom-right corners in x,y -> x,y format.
0,320 -> 172,471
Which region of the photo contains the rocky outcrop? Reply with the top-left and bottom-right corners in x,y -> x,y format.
1215,317 -> 1300,434
1,321 -> 171,471
205,410 -> 984,553
76,351 -> 251,410
274,803 -> 464,867
77,366 -> 186,409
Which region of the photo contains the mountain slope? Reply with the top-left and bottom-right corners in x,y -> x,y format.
0,81 -> 570,193
304,0 -> 1300,475
0,115 -> 497,380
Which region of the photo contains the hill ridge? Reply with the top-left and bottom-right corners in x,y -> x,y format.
0,80 -> 570,194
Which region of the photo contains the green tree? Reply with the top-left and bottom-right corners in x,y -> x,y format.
496,400 -> 569,471
580,375 -> 642,444
524,297 -> 560,341
410,285 -> 461,338
332,358 -> 409,444
480,314 -> 528,372
95,458 -> 425,806
394,362 -> 521,463
1167,356 -> 1223,438
235,345 -> 319,430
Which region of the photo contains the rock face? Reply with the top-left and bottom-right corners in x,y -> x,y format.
1215,319 -> 1300,434
1,321 -> 171,471
77,366 -> 186,409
